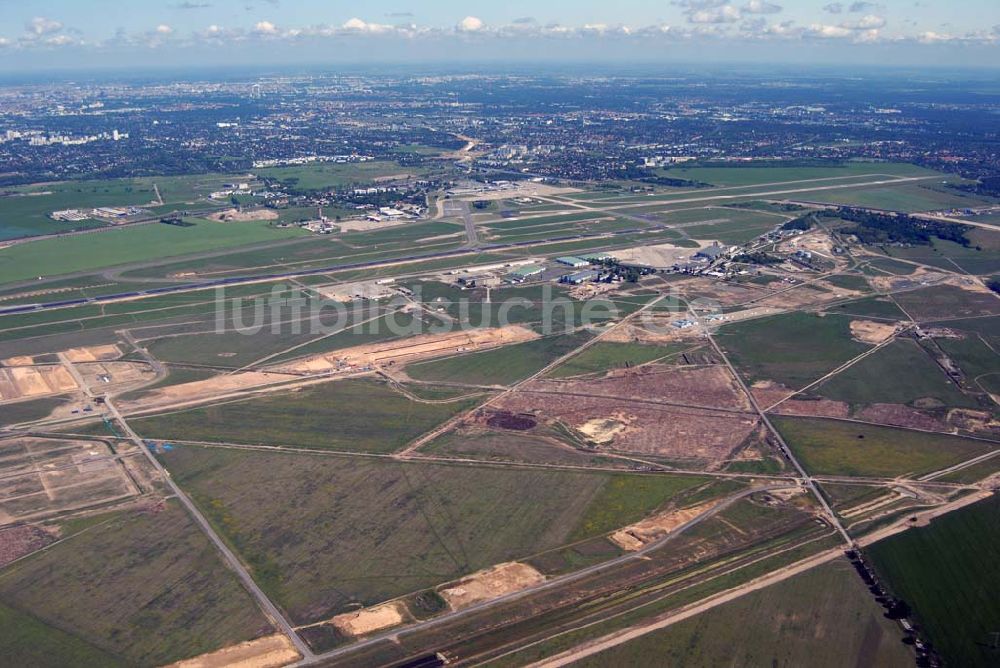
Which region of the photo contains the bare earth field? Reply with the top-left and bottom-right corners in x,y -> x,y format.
0,436 -> 138,525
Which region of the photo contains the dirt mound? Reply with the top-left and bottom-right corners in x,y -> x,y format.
440,562 -> 545,611
166,634 -> 300,668
485,411 -> 537,431
280,325 -> 540,374
208,208 -> 279,223
610,499 -> 726,551
850,319 -> 899,345
330,601 -> 406,637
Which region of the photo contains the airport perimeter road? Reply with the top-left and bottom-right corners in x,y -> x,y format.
102,397 -> 313,660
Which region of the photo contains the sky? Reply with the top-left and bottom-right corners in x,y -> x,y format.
0,1 -> 998,72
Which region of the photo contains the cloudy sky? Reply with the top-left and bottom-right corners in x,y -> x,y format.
0,1 -> 997,72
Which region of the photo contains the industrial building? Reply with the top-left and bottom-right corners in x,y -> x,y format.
560,269 -> 602,285
556,256 -> 590,268
505,265 -> 545,283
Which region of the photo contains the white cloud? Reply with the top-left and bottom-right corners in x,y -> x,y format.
458,16 -> 485,32
155,25 -> 174,35
841,14 -> 886,30
44,35 -> 76,46
690,5 -> 742,23
0,37 -> 10,48
254,20 -> 278,35
917,31 -> 953,43
742,1 -> 782,15
341,18 -> 393,34
823,2 -> 844,13
808,23 -> 853,38
26,17 -> 63,36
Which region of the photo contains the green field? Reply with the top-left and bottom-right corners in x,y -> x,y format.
816,338 -> 978,407
802,183 -> 984,213
132,378 -> 478,453
893,284 -> 1000,321
663,162 -> 937,187
0,502 -> 268,665
830,295 -> 908,320
935,334 -> 1000,395
0,601 -> 125,668
160,445 -> 714,624
0,173 -> 237,241
256,160 -> 434,191
717,312 -> 871,388
773,416 -> 993,477
547,342 -> 688,378
867,495 -> 1000,667
576,559 -> 911,668
0,218 -> 306,284
405,332 -> 593,386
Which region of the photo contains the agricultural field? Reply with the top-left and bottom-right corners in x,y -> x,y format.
159,445 -> 716,624
867,495 -> 1000,668
0,501 -> 270,666
574,559 -> 911,668
717,312 -> 871,388
815,338 -> 979,407
773,416 -> 994,477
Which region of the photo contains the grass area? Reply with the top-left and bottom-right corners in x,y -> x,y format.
0,218 -> 306,284
160,446 -> 713,624
717,312 -> 871,388
935,334 -> 1000,395
0,601 -> 125,668
867,495 -> 1000,667
803,183 -> 984,213
0,502 -> 268,665
115,367 -> 217,402
816,338 -> 978,407
546,342 -> 687,378
824,273 -> 871,292
865,256 -> 919,275
256,160 -> 434,191
0,396 -> 67,427
661,162 -> 937,188
0,173 -> 237,241
830,295 -> 908,320
567,475 -> 716,541
773,416 -> 993,477
575,559 -> 911,668
884,237 -> 1000,274
893,284 -> 1000,321
676,210 -> 783,245
132,378 -> 478,453
405,331 -> 593,386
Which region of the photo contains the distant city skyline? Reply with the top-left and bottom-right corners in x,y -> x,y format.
0,1 -> 998,72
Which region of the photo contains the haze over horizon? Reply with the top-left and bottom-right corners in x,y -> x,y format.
1,0 -> 999,72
